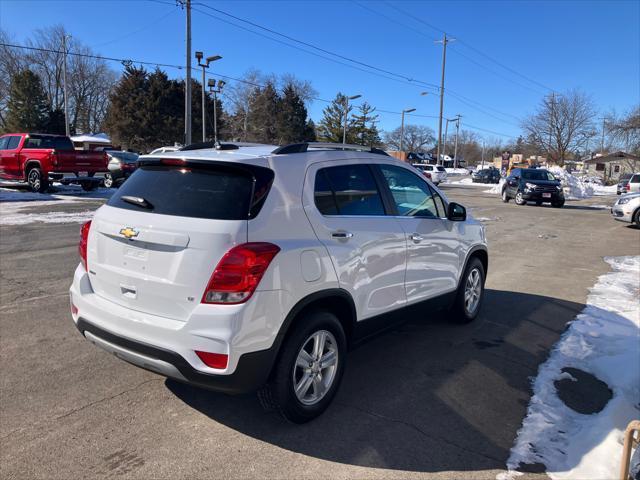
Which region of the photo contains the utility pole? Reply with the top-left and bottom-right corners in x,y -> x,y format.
599,117 -> 607,154
453,114 -> 461,168
183,0 -> 192,145
61,33 -> 71,136
481,140 -> 485,169
435,33 -> 454,165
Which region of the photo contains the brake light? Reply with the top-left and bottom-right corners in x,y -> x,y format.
626,183 -> 630,191
201,242 -> 280,304
195,350 -> 228,369
79,220 -> 91,271
160,158 -> 186,166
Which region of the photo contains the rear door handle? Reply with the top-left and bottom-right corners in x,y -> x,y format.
331,231 -> 353,239
409,233 -> 424,242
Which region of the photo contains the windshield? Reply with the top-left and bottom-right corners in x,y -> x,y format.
521,170 -> 556,181
109,151 -> 139,163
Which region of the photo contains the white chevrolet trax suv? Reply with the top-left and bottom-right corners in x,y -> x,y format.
70,142 -> 488,423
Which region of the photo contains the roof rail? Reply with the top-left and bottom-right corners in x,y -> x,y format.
179,141 -> 269,151
272,142 -> 389,156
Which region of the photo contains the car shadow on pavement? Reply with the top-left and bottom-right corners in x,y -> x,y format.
167,289 -> 585,473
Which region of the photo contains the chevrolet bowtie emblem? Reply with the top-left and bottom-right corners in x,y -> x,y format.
119,227 -> 139,239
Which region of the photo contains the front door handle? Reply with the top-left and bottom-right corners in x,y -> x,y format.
331,231 -> 353,239
409,233 -> 424,243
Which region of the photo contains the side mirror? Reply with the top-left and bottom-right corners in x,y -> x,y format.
447,202 -> 466,222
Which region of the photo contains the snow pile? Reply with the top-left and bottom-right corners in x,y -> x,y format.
484,178 -> 505,194
501,256 -> 640,480
0,210 -> 96,225
547,166 -> 594,199
445,168 -> 469,176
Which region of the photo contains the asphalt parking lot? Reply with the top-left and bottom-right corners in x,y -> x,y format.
1,183 -> 639,479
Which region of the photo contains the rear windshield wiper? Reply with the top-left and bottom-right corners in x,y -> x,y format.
121,196 -> 154,209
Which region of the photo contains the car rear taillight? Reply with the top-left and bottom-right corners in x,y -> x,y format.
79,220 -> 91,271
195,350 -> 228,369
626,184 -> 631,191
201,242 -> 280,304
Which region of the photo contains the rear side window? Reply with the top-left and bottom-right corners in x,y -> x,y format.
436,166 -> 446,172
108,164 -> 274,220
24,135 -> 74,150
631,174 -> 640,183
0,137 -> 9,150
314,164 -> 385,216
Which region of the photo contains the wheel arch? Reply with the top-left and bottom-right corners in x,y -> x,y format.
24,159 -> 42,176
459,245 -> 489,288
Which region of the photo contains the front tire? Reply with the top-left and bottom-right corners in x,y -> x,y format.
27,167 -> 49,193
258,310 -> 346,423
449,257 -> 485,324
552,198 -> 565,208
633,208 -> 640,227
515,191 -> 527,205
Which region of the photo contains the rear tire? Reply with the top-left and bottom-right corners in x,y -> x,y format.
449,257 -> 485,324
552,198 -> 565,208
501,189 -> 510,203
258,310 -> 347,423
81,182 -> 96,192
27,167 -> 48,193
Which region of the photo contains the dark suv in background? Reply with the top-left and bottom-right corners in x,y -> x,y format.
472,167 -> 501,184
501,168 -> 565,208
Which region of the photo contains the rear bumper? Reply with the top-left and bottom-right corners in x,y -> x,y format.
75,318 -> 276,394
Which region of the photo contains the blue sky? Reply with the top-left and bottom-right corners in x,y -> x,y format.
1,0 -> 638,141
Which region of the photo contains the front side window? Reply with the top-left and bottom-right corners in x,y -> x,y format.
430,187 -> 447,218
6,136 -> 21,150
0,136 -> 9,150
379,164 -> 438,218
314,164 -> 385,216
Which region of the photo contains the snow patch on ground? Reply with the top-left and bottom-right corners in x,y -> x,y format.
446,177 -> 487,186
484,179 -> 506,194
500,256 -> 640,480
0,186 -> 110,225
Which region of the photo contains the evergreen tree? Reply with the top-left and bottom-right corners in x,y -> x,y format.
352,102 -> 381,146
5,69 -> 49,132
276,83 -> 308,144
247,82 -> 279,144
304,119 -> 317,142
44,108 -> 66,134
317,93 -> 357,143
103,66 -> 149,151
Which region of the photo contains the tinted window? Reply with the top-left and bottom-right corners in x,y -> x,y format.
24,135 -> 74,150
317,165 -> 385,216
380,164 -> 438,218
510,168 -> 521,178
6,136 -> 21,150
108,164 -> 272,220
631,174 -> 640,183
314,170 -> 338,215
0,136 -> 9,150
521,169 -> 556,181
108,151 -> 139,163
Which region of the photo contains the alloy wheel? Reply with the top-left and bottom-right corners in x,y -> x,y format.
292,330 -> 338,406
464,268 -> 482,315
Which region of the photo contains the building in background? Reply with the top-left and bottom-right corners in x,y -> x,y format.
584,152 -> 640,182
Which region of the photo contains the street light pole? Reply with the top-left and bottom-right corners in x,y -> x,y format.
400,108 -> 416,153
342,94 -> 361,144
453,114 -> 461,168
196,52 -> 222,142
208,78 -> 226,143
184,0 -> 192,146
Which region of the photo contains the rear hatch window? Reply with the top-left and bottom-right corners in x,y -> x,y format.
107,162 -> 274,220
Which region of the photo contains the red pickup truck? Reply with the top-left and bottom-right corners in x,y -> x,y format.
0,133 -> 109,192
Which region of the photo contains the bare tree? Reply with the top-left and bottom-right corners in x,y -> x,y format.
521,90 -> 597,166
606,105 -> 640,155
384,124 -> 435,153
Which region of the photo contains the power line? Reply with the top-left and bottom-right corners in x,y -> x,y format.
90,8 -> 177,49
383,1 -> 556,94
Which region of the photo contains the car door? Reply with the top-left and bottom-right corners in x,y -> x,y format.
376,163 -> 460,303
303,162 -> 407,320
506,168 -> 521,196
0,135 -> 23,178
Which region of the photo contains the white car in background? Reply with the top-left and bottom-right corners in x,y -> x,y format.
412,164 -> 447,185
611,192 -> 640,227
70,142 -> 487,423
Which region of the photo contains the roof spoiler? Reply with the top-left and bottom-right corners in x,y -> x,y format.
272,142 -> 389,156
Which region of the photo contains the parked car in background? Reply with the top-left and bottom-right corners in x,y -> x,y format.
611,193 -> 640,227
617,174 -> 633,195
412,164 -> 446,185
103,151 -> 139,188
0,133 -> 108,192
472,167 -> 501,184
501,168 -> 565,208
625,173 -> 640,194
411,163 -> 432,180
71,142 -> 488,423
